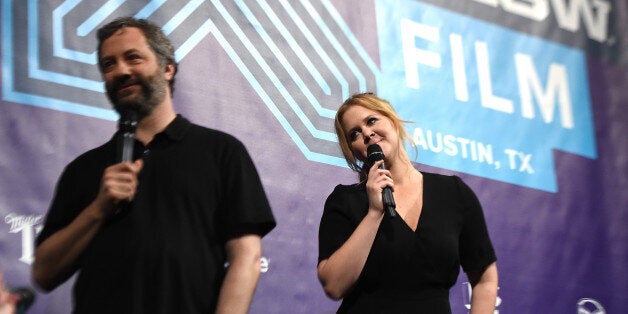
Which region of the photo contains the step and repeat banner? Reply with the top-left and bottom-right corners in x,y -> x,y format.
1,0 -> 626,313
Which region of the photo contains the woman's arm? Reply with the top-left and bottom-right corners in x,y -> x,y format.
467,262 -> 498,314
317,161 -> 390,300
317,209 -> 383,300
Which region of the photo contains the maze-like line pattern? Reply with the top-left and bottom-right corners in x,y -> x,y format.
2,0 -> 379,165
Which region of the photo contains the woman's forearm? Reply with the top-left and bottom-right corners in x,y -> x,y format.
317,210 -> 383,300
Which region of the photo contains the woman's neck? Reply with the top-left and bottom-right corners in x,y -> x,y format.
387,151 -> 419,185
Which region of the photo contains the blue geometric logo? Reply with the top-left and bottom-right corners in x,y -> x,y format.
1,0 -> 377,166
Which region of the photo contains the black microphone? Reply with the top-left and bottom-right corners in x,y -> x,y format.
117,109 -> 138,163
11,287 -> 35,314
367,144 -> 397,217
115,110 -> 138,214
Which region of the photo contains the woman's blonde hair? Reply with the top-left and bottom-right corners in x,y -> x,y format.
334,92 -> 414,181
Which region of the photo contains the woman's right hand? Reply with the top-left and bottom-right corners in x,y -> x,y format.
365,160 -> 394,215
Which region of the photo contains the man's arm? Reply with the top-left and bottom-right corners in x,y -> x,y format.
215,234 -> 262,314
32,201 -> 107,291
32,160 -> 143,291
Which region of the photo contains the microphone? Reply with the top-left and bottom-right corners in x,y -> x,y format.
115,110 -> 138,214
11,287 -> 35,314
117,109 -> 138,163
367,144 -> 397,217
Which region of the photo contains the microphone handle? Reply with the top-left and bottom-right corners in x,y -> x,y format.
382,188 -> 396,217
118,110 -> 138,163
377,162 -> 397,217
120,131 -> 135,162
115,131 -> 135,214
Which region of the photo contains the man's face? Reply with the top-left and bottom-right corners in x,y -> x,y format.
99,27 -> 172,119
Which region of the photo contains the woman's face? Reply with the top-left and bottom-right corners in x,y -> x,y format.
340,105 -> 399,162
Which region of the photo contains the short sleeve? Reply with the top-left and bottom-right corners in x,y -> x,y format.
36,166 -> 76,246
221,139 -> 276,238
317,185 -> 364,264
455,176 -> 497,272
36,145 -> 111,247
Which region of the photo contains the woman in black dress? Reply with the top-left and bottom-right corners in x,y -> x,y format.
318,93 -> 498,313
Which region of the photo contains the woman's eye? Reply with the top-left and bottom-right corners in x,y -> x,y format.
349,130 -> 360,142
367,117 -> 378,125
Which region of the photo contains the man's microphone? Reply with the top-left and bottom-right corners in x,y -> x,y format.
115,110 -> 138,214
367,144 -> 397,217
117,109 -> 138,163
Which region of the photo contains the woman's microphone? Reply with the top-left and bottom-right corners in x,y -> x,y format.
367,144 -> 397,217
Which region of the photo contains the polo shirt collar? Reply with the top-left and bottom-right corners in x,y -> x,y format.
160,114 -> 191,142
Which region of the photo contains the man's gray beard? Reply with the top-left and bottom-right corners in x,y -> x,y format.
113,98 -> 156,121
111,82 -> 167,121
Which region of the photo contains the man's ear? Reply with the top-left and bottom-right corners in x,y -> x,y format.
164,63 -> 175,81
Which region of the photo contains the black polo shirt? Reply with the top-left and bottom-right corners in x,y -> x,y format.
37,115 -> 276,314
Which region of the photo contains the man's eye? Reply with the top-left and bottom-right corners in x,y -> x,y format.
100,61 -> 114,71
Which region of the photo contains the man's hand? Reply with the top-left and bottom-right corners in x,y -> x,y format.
95,159 -> 143,217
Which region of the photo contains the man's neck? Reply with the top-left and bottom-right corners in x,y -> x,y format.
135,102 -> 177,145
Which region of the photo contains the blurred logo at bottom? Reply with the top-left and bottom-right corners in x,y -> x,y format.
4,213 -> 44,265
577,298 -> 606,314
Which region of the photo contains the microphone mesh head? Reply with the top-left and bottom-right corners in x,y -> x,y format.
367,144 -> 384,165
118,109 -> 138,132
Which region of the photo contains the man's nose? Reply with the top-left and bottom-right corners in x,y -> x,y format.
112,61 -> 132,76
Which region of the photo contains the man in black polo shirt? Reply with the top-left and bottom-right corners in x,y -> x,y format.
32,17 -> 275,314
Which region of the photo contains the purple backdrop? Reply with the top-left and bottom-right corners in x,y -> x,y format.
1,1 -> 626,313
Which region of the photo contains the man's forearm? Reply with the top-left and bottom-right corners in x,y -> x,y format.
215,259 -> 261,314
215,234 -> 263,314
32,201 -> 106,291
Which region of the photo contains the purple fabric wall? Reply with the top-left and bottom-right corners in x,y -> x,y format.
1,1 -> 625,313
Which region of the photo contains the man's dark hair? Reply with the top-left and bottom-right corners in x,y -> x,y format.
97,17 -> 178,95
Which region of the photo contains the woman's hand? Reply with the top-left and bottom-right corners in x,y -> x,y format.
365,160 -> 394,215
